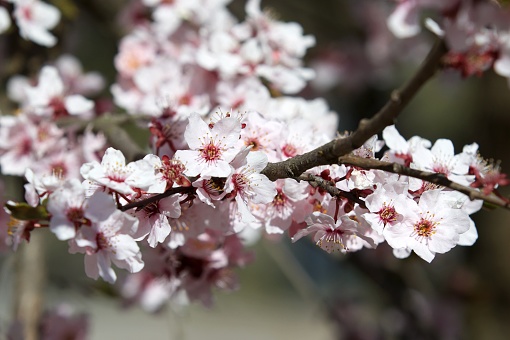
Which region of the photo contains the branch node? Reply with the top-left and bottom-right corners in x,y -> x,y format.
358,118 -> 370,130
391,90 -> 401,104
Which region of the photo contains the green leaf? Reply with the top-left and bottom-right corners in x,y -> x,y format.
5,202 -> 50,221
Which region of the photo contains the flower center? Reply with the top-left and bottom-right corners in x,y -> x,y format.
201,142 -> 221,162
204,177 -> 226,196
317,229 -> 345,252
281,143 -> 297,158
66,207 -> 84,224
272,189 -> 287,208
19,138 -> 32,155
414,217 -> 437,238
233,173 -> 249,192
51,161 -> 67,178
49,97 -> 68,118
246,138 -> 261,151
96,232 -> 110,251
378,204 -> 397,225
160,156 -> 190,188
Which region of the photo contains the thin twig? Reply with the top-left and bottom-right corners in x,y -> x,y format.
297,173 -> 366,207
338,155 -> 510,209
119,186 -> 193,212
261,39 -> 448,181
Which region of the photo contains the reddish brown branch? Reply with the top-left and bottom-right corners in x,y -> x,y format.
297,173 -> 366,207
338,155 -> 510,210
261,39 -> 448,181
119,186 -> 193,212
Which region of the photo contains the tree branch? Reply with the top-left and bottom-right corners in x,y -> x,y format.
261,38 -> 448,181
14,232 -> 45,340
338,155 -> 510,210
119,186 -> 193,212
297,173 -> 366,207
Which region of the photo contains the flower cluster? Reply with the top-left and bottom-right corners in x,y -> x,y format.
388,0 -> 510,79
0,0 -> 507,313
0,55 -> 106,182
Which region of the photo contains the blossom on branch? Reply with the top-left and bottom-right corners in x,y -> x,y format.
292,211 -> 377,253
174,113 -> 242,178
11,0 -> 61,47
70,197 -> 143,284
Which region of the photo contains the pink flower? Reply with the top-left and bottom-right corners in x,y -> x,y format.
174,113 -> 242,177
12,0 -> 61,47
0,115 -> 62,176
292,212 -> 376,253
54,54 -> 105,96
80,147 -> 157,196
48,181 -> 128,241
411,138 -> 473,186
132,195 -> 182,247
382,125 -> 431,166
24,66 -> 94,118
142,154 -> 191,193
225,148 -> 277,231
383,190 -> 471,262
256,178 -> 310,234
114,28 -> 157,77
362,181 -> 413,235
70,199 -> 143,283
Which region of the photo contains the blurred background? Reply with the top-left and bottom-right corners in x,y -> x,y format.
2,0 -> 510,339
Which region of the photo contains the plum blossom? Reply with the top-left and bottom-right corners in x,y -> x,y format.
81,147 -> 157,196
54,54 -> 105,96
383,190 -> 471,262
244,0 -> 316,94
382,125 -> 431,166
174,113 -> 242,177
257,178 -> 310,234
144,0 -> 232,37
0,0 -> 504,313
225,148 -> 277,230
362,181 -> 414,235
386,0 -> 460,39
23,66 -> 94,118
411,138 -> 474,186
467,144 -> 510,195
122,272 -> 181,312
437,190 -> 482,247
166,202 -> 228,249
238,111 -> 282,161
0,115 -> 62,176
114,28 -> 157,78
387,0 -> 421,39
132,195 -> 182,247
47,180 -> 116,241
70,198 -> 143,284
24,168 -> 63,207
142,154 -> 191,193
11,0 -> 61,47
293,212 -> 376,253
